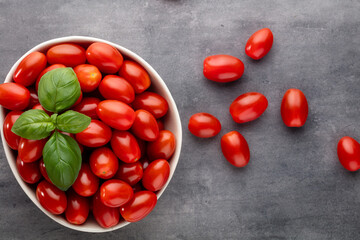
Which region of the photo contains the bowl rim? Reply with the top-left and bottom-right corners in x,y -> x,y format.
0,36 -> 182,233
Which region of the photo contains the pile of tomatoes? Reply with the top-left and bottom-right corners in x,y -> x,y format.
0,41 -> 176,228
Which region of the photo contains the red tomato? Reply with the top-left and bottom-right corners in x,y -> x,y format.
120,191 -> 157,222
100,179 -> 134,207
36,180 -> 67,215
221,131 -> 250,167
72,91 -> 83,107
281,89 -> 308,127
65,190 -> 89,225
230,92 -> 268,123
142,159 -> 170,191
137,137 -> 147,157
0,83 -> 30,110
99,75 -> 135,104
147,130 -> 176,161
337,136 -> 360,171
73,64 -> 102,92
111,130 -> 141,163
188,113 -> 221,138
97,100 -> 135,130
203,55 -> 244,83
115,162 -> 143,186
89,147 -> 119,179
47,43 -> 86,67
119,60 -> 151,94
28,88 -> 39,108
35,64 -> 66,91
92,191 -> 120,228
72,163 -> 99,197
132,92 -> 169,118
132,183 -> 143,193
32,103 -> 50,115
39,159 -> 51,183
16,155 -> 41,184
157,119 -> 164,131
3,111 -> 22,150
75,120 -> 112,147
18,138 -> 47,163
13,52 -> 47,86
245,28 -> 273,60
131,110 -> 159,141
140,158 -> 151,170
72,97 -> 100,119
86,42 -> 123,74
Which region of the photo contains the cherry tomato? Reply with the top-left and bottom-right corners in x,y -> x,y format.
16,155 -> 41,184
28,88 -> 39,108
111,130 -> 141,163
115,162 -> 143,186
132,92 -> 169,118
13,52 -> 47,86
203,55 -> 244,83
221,131 -> 250,167
99,75 -> 135,104
72,163 -> 99,197
35,64 -> 66,91
100,179 -> 134,207
140,158 -> 151,170
89,147 -> 119,179
73,64 -> 102,92
131,110 -> 159,141
86,42 -> 123,74
337,136 -> 360,171
281,89 -> 308,127
245,28 -> 273,60
75,120 -> 112,147
3,111 -> 22,150
18,138 -> 47,163
188,113 -> 221,138
47,43 -> 86,67
72,97 -> 100,119
119,60 -> 151,94
65,190 -> 89,225
120,191 -> 157,222
157,119 -> 164,131
39,159 -> 51,183
32,103 -> 50,115
97,100 -> 135,130
72,91 -> 83,107
147,130 -> 176,161
142,159 -> 170,191
230,92 -> 268,123
36,180 -> 67,215
92,191 -> 120,228
0,83 -> 30,110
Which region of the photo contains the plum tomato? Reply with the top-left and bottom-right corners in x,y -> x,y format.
47,43 -> 86,67
99,75 -> 135,104
75,120 -> 112,147
39,158 -> 51,183
3,111 -> 22,150
35,64 -> 66,91
100,179 -> 134,207
337,136 -> 360,171
142,159 -> 170,191
16,155 -> 41,184
245,28 -> 273,60
0,83 -> 30,110
147,130 -> 176,161
115,162 -> 143,186
221,131 -> 250,168
65,190 -> 90,225
36,180 -> 67,215
230,92 -> 268,123
281,89 -> 308,127
132,92 -> 169,118
137,137 -> 147,157
86,42 -> 123,74
92,191 -> 120,228
118,60 -> 151,94
28,88 -> 39,108
18,138 -> 47,163
97,100 -> 135,130
120,191 -> 157,222
111,130 -> 141,163
73,64 -> 102,92
188,113 -> 221,138
89,147 -> 119,179
72,97 -> 100,119
131,110 -> 159,141
72,163 -> 99,197
72,91 -> 83,107
32,103 -> 50,115
13,51 -> 47,86
203,55 -> 244,83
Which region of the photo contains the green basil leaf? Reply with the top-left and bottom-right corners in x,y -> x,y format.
43,131 -> 82,191
38,68 -> 81,113
11,109 -> 55,140
56,110 -> 91,134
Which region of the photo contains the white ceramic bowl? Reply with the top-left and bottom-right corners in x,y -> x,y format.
0,36 -> 182,233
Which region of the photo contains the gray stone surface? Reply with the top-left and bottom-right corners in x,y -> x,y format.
0,0 -> 360,239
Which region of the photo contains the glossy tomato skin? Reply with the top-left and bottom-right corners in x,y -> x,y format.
72,97 -> 100,119
188,113 -> 221,138
132,92 -> 169,118
73,64 -> 102,92
72,163 -> 99,197
3,111 -> 22,150
100,179 -> 134,207
147,130 -> 176,161
86,42 -> 123,74
97,100 -> 135,130
120,191 -> 157,222
203,55 -> 244,83
18,138 -> 47,163
245,28 -> 273,60
142,159 -> 170,191
221,131 -> 250,167
36,64 -> 66,91
28,88 -> 39,108
65,190 -> 90,225
337,136 -> 360,171
39,159 -> 51,183
92,191 -> 120,228
47,43 -> 86,67
141,158 -> 151,170
230,92 -> 268,123
99,75 -> 135,104
111,130 -> 141,163
119,60 -> 151,94
131,110 -> 159,141
13,52 -> 47,86
16,155 -> 41,184
89,147 -> 119,179
0,83 -> 30,110
36,180 -> 67,215
75,120 -> 112,147
115,162 -> 143,186
281,89 -> 308,127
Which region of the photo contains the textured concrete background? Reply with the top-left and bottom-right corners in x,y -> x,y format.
0,0 -> 360,239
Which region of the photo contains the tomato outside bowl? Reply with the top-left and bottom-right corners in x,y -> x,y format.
0,36 -> 182,233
